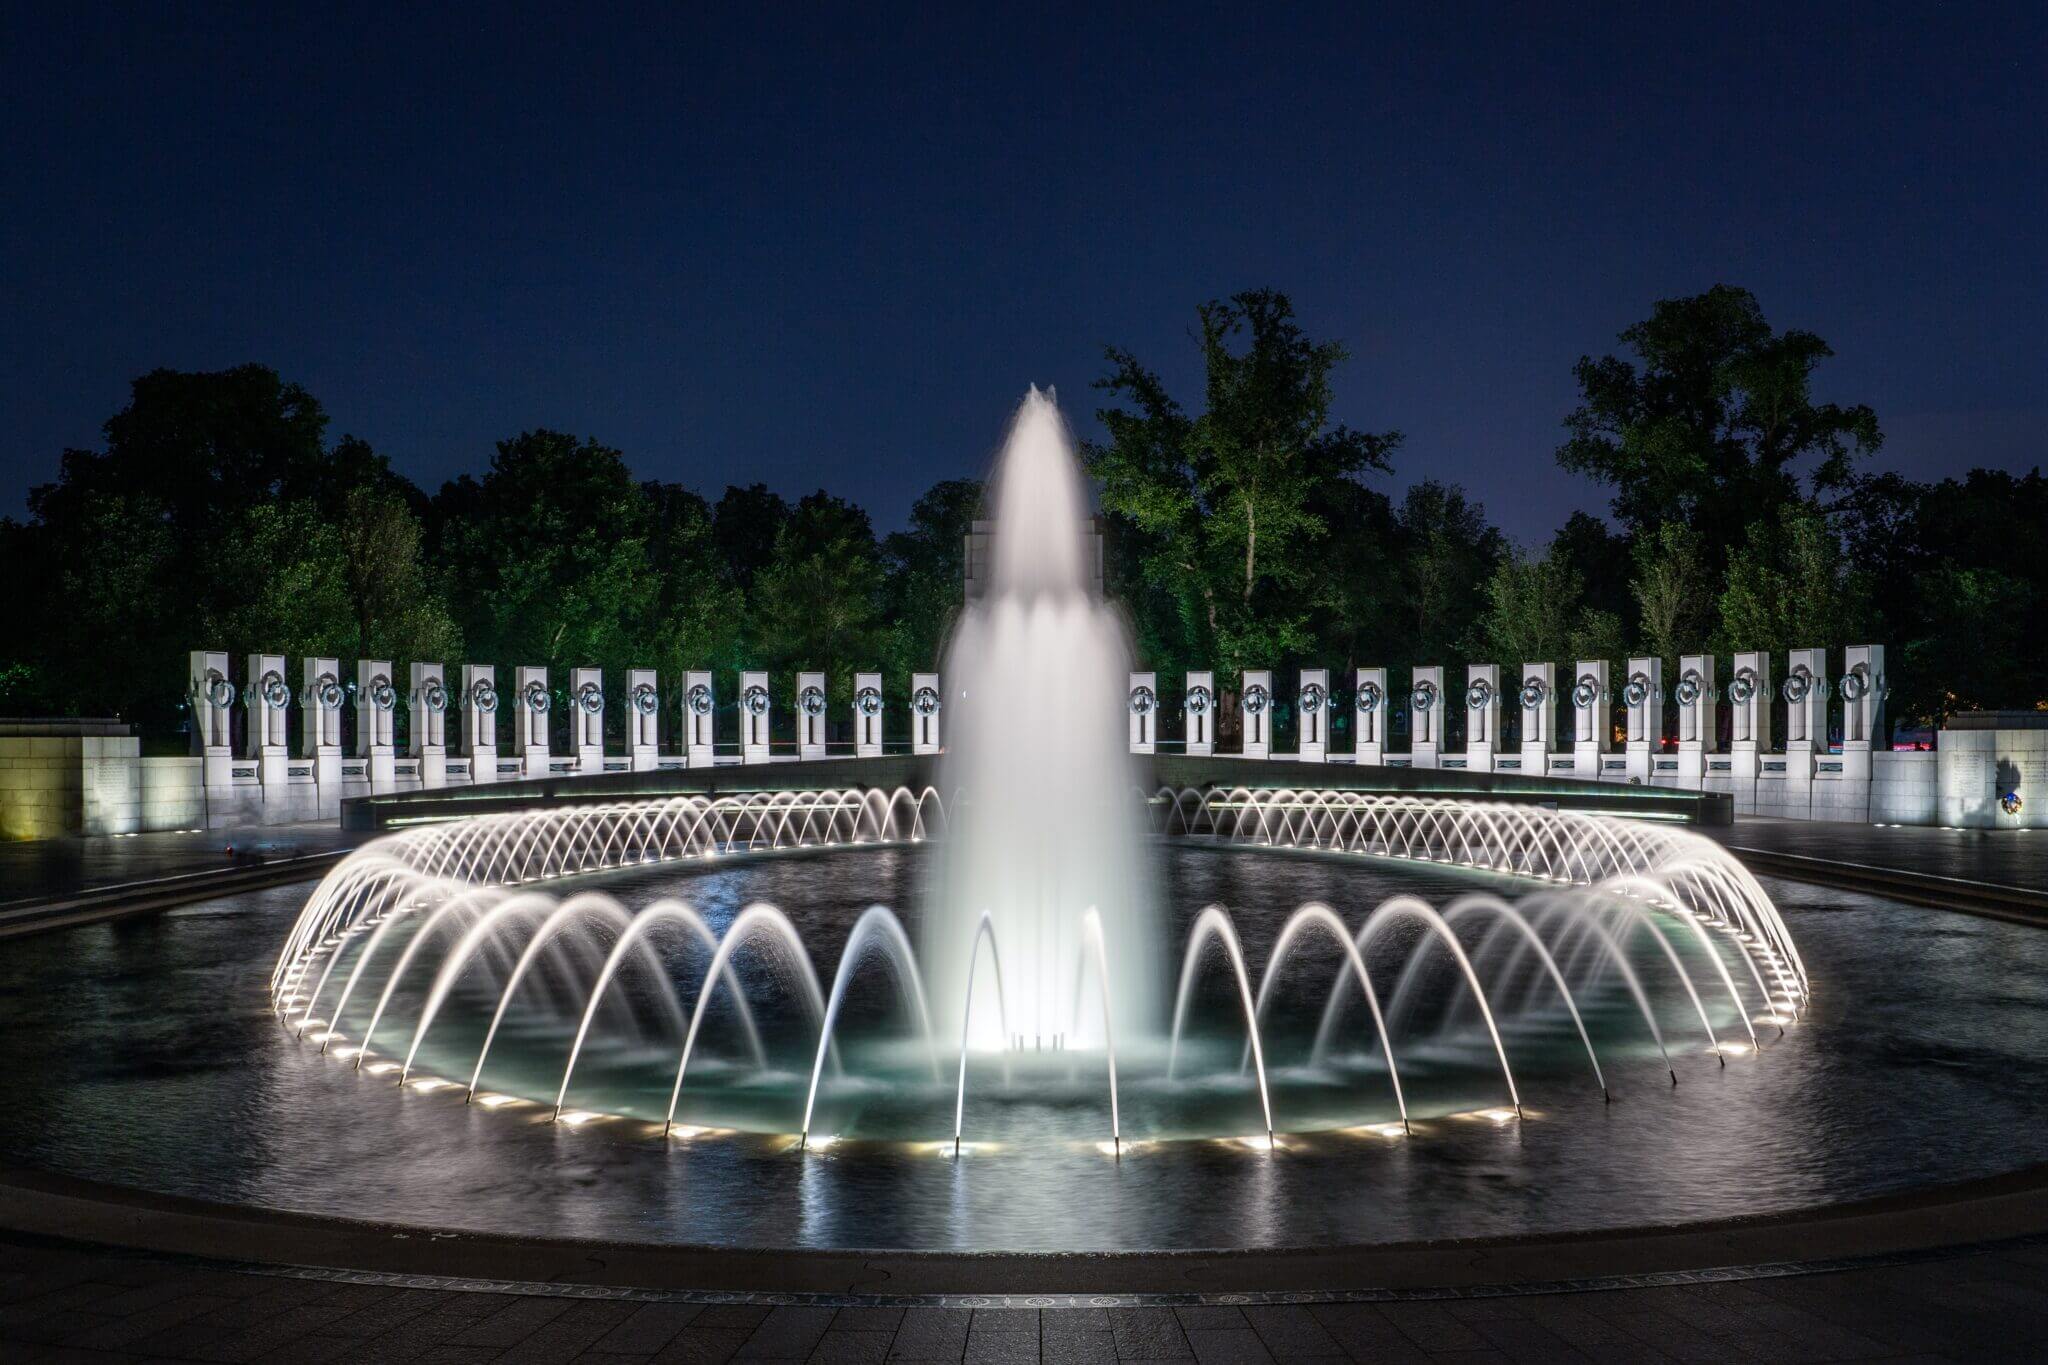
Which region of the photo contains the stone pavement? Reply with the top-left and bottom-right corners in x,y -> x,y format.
0,821 -> 366,910
1713,816 -> 2048,892
4,1232 -> 2046,1363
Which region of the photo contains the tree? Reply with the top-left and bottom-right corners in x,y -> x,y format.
643,481 -> 745,684
749,493 -> 887,690
713,484 -> 792,591
437,430 -> 656,677
881,478 -> 982,676
1717,502 -> 1871,656
1088,290 -> 1401,673
338,484 -> 460,663
1475,540 -> 1622,666
1559,286 -> 1882,582
1395,481 -> 1505,665
1631,521 -> 1711,660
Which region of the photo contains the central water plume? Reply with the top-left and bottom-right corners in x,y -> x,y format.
929,389 -> 1158,1052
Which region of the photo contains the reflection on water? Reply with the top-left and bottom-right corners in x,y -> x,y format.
1,847 -> 2045,1252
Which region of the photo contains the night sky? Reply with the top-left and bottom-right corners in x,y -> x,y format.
4,7 -> 2042,539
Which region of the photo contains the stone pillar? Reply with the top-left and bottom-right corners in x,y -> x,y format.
683,670 -> 715,767
628,668 -> 660,770
243,652 -> 291,793
797,671 -> 828,760
1623,655 -> 1663,784
302,657 -> 346,801
462,664 -> 498,785
1354,667 -> 1388,765
1408,666 -> 1444,769
571,667 -> 605,774
1727,650 -> 1771,806
1184,671 -> 1216,757
739,671 -> 771,763
1782,647 -> 1827,812
407,662 -> 450,787
1297,668 -> 1329,762
1674,654 -> 1716,787
355,660 -> 398,791
188,650 -> 236,791
1464,664 -> 1500,772
513,665 -> 550,778
1519,663 -> 1555,775
1839,645 -> 1885,782
853,672 -> 884,758
911,672 -> 942,755
1240,669 -> 1272,759
1570,659 -> 1611,780
1128,671 -> 1158,755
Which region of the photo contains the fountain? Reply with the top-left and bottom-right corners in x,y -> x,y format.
270,392 -> 1807,1161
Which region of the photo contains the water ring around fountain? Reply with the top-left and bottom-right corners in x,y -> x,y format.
271,790 -> 1808,1158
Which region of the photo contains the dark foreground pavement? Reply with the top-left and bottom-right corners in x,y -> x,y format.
4,1230 -> 2046,1363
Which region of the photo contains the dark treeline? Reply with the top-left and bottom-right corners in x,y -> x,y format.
2,285 -> 2042,749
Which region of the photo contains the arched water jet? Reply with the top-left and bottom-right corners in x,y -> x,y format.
953,911 -> 1014,1155
1246,902 -> 1409,1132
800,907 -> 941,1148
1168,906 -> 1276,1141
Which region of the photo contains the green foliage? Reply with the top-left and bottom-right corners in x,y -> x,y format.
1631,521 -> 1711,662
1716,503 -> 1872,656
1088,290 -> 1401,674
1559,285 -> 1882,583
1394,481 -> 1505,666
1475,539 -> 1623,667
748,493 -> 888,691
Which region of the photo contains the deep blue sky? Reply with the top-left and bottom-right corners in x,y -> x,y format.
4,6 -> 2042,539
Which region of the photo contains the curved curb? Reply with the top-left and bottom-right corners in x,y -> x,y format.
6,1158 -> 2048,1302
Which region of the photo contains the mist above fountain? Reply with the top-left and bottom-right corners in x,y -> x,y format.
929,387 -> 1156,1055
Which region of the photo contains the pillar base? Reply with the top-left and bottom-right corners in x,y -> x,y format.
631,746 -> 659,772
1410,742 -> 1439,769
466,746 -> 497,784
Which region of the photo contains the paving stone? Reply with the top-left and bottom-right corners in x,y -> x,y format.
887,1306 -> 970,1359
829,1307 -> 904,1332
963,1328 -> 1038,1363
1182,1327 -> 1273,1365
1109,1306 -> 1191,1359
807,1328 -> 893,1364
1241,1303 -> 1340,1356
969,1306 -> 1040,1334
1041,1326 -> 1116,1364
450,1293 -> 576,1347
593,1301 -> 707,1354
737,1305 -> 837,1358
655,1326 -> 754,1362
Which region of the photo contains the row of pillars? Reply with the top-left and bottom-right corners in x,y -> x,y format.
1130,646 -> 1887,785
187,652 -> 946,792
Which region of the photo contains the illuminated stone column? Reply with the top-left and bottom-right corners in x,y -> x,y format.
1726,650 -> 1771,804
1464,664 -> 1500,772
1782,648 -> 1827,811
1354,667 -> 1388,765
853,672 -> 884,758
569,668 -> 605,774
683,670 -> 715,768
1184,670 -> 1216,757
1622,655 -> 1663,784
512,665 -> 550,778
1240,668 -> 1272,759
302,657 -> 345,800
1408,666 -> 1444,768
188,650 -> 235,791
461,664 -> 498,785
1518,663 -> 1555,775
1297,668 -> 1329,762
627,668 -> 660,770
1674,654 -> 1716,787
1570,658 -> 1611,779
1128,671 -> 1158,755
407,662 -> 450,787
797,671 -> 828,760
243,652 -> 291,793
911,672 -> 942,755
739,671 -> 771,764
355,659 -> 398,791
1839,644 -> 1885,782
